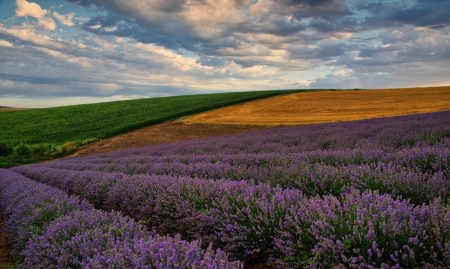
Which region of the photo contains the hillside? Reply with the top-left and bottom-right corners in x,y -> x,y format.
0,90 -> 301,147
74,86 -> 450,156
0,90 -> 301,167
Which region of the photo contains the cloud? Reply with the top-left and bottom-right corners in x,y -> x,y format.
0,73 -> 70,86
390,1 -> 450,29
0,40 -> 14,48
258,0 -> 352,20
70,0 -> 354,59
53,11 -> 76,27
310,58 -> 450,89
15,0 -> 57,30
0,22 -> 59,48
0,19 -> 301,102
310,70 -> 388,89
355,0 -> 450,29
335,26 -> 450,72
15,0 -> 47,18
37,16 -> 57,30
310,26 -> 450,89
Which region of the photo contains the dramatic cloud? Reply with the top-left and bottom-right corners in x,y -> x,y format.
0,0 -> 449,107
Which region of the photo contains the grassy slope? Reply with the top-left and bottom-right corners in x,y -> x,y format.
0,90 -> 304,166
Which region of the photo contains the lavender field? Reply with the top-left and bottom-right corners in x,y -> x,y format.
3,110 -> 450,268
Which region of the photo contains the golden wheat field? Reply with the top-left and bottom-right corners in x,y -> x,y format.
185,87 -> 450,125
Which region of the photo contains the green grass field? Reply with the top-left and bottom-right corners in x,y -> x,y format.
0,90 -> 304,167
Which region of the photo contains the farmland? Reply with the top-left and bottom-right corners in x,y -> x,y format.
3,109 -> 450,268
72,86 -> 450,156
0,89 -> 301,167
187,86 -> 450,125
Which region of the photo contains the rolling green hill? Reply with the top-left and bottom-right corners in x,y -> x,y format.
0,89 -> 304,167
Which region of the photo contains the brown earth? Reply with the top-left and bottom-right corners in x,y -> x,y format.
0,108 -> 32,112
0,216 -> 12,269
73,122 -> 275,156
73,86 -> 450,156
186,86 -> 450,125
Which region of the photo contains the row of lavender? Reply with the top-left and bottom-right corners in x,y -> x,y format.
30,143 -> 450,204
10,111 -> 450,267
13,165 -> 450,268
0,169 -> 242,268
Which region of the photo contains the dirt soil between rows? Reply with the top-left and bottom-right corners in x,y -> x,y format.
73,122 -> 275,156
74,86 -> 449,156
0,215 -> 12,269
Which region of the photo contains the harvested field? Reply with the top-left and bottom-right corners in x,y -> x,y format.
186,86 -> 450,125
0,108 -> 32,112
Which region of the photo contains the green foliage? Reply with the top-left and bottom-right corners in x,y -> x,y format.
0,142 -> 13,156
0,90 -> 304,167
15,143 -> 31,156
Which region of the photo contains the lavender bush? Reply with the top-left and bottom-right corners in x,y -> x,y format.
0,169 -> 93,259
274,189 -> 450,268
12,167 -> 304,261
0,169 -> 242,268
22,210 -> 241,269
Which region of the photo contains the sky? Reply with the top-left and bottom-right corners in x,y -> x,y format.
0,0 -> 449,108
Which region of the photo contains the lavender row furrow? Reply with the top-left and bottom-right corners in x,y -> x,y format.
13,166 -> 450,268
40,139 -> 450,176
17,150 -> 449,205
0,169 -> 94,257
0,169 -> 242,268
13,165 -> 303,262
